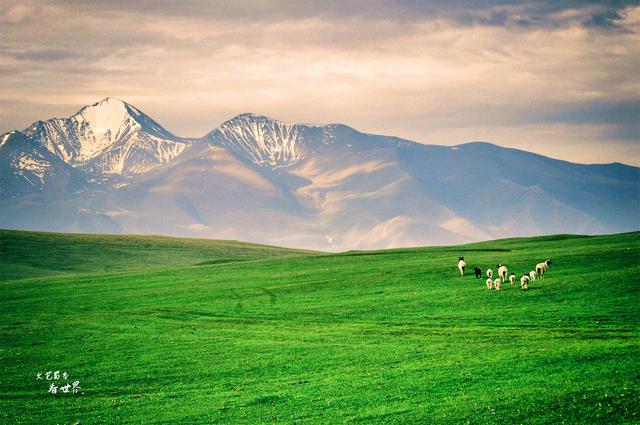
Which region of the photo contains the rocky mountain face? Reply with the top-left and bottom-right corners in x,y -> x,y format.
1,99 -> 638,250
207,113 -> 306,168
23,98 -> 189,174
0,130 -> 84,197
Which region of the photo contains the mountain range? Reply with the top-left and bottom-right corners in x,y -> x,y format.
1,98 -> 638,250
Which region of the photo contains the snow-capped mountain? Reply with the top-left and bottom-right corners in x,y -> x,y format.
207,113 -> 306,167
24,98 -> 189,174
0,130 -> 84,198
1,101 -> 638,250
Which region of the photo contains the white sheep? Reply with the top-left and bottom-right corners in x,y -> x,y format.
497,264 -> 508,282
520,275 -> 530,290
486,278 -> 493,290
494,278 -> 501,291
458,257 -> 466,276
535,260 -> 552,279
529,271 -> 537,281
509,273 -> 516,286
486,268 -> 493,279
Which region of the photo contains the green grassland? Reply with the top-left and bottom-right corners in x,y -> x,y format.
0,229 -> 317,281
1,230 -> 639,424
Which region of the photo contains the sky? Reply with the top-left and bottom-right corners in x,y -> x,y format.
1,0 -> 639,165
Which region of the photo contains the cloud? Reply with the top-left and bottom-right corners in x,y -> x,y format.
584,7 -> 628,29
0,3 -> 34,24
8,49 -> 83,62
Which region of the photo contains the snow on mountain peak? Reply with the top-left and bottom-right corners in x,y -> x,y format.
209,113 -> 305,167
22,98 -> 188,174
1,130 -> 21,149
77,98 -> 130,139
229,112 -> 271,121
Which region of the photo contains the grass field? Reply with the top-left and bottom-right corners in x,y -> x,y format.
1,230 -> 639,424
0,229 -> 317,281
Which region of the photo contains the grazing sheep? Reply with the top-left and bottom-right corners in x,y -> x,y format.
486,268 -> 493,279
535,260 -> 552,279
458,257 -> 466,276
474,267 -> 482,278
529,271 -> 537,281
494,278 -> 502,291
486,278 -> 493,290
509,273 -> 516,285
520,275 -> 530,290
497,264 -> 508,282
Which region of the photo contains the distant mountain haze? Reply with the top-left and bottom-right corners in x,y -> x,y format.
1,98 -> 638,250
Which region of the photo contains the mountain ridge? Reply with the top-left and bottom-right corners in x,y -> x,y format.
0,130 -> 85,198
3,104 -> 635,169
22,97 -> 190,174
1,99 -> 638,250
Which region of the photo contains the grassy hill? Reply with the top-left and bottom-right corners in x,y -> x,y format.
0,229 -> 317,281
1,230 -> 639,423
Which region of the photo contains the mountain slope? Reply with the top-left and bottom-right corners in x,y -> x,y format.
92,139 -> 315,245
395,141 -> 640,236
23,98 -> 189,174
207,113 -> 306,167
205,114 -> 638,248
0,130 -> 84,198
1,104 -> 638,250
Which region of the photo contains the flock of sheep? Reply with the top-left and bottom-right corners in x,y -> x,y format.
457,257 -> 552,291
